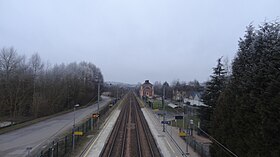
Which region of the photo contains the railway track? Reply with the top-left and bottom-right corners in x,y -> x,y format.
100,92 -> 162,157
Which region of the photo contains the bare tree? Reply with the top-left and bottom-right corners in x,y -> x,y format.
0,47 -> 27,118
29,53 -> 44,117
0,47 -> 103,122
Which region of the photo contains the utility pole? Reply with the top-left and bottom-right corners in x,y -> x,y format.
162,84 -> 166,132
182,96 -> 185,130
97,78 -> 100,130
185,103 -> 189,156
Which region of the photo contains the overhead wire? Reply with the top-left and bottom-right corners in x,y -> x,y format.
193,123 -> 238,157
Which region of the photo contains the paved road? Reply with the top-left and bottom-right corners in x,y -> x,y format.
0,96 -> 111,157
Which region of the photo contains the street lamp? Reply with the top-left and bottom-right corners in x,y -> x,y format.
95,76 -> 100,130
162,83 -> 166,132
72,104 -> 79,151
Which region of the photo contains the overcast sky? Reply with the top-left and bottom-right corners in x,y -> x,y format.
0,0 -> 279,84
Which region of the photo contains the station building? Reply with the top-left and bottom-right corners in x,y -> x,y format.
139,80 -> 154,98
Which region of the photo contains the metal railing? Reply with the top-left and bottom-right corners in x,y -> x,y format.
36,104 -> 113,157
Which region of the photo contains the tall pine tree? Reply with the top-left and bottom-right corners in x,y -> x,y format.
199,57 -> 226,134
212,22 -> 280,157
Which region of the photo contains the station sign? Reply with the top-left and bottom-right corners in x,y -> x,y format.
161,121 -> 170,125
175,116 -> 183,119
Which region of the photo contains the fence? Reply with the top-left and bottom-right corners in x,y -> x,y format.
188,137 -> 211,157
35,104 -> 113,157
141,97 -> 211,157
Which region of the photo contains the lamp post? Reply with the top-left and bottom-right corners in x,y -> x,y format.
95,76 -> 100,130
162,83 -> 166,132
182,96 -> 185,131
72,104 -> 79,151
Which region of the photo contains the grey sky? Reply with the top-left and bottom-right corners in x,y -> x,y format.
0,0 -> 279,84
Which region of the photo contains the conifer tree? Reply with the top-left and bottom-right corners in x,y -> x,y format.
199,57 -> 226,133
211,22 -> 280,157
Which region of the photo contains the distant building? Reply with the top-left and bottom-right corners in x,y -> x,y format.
139,80 -> 154,98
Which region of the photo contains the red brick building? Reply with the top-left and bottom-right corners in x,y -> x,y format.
139,80 -> 154,98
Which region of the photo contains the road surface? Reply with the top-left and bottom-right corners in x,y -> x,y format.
0,96 -> 111,157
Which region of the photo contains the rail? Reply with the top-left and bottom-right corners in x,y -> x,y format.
100,92 -> 162,157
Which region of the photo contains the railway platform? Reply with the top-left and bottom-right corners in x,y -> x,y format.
142,107 -> 201,157
80,93 -> 200,157
81,109 -> 121,157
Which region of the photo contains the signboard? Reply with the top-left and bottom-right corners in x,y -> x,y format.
92,113 -> 99,118
161,121 -> 170,124
74,131 -> 83,136
175,116 -> 183,119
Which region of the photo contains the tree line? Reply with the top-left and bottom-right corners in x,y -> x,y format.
152,80 -> 204,100
0,47 -> 103,122
199,21 -> 280,157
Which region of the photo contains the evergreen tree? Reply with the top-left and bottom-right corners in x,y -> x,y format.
199,57 -> 226,134
211,22 -> 280,157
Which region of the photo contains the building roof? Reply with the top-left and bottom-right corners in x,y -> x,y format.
168,103 -> 179,108
142,80 -> 153,86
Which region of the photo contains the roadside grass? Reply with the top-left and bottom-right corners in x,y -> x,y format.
151,99 -> 200,130
152,100 -> 162,109
139,97 -> 201,130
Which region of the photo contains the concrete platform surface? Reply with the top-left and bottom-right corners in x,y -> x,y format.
142,107 -> 200,157
82,109 -> 121,157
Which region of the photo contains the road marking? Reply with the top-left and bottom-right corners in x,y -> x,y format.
166,140 -> 177,155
